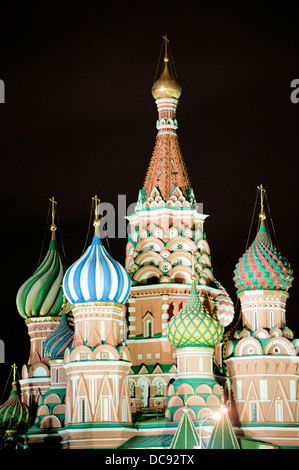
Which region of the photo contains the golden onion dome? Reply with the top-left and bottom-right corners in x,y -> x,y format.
152,58 -> 182,100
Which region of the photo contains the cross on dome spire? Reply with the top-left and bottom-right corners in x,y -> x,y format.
162,34 -> 169,61
92,194 -> 101,237
257,184 -> 266,223
143,37 -> 191,201
49,196 -> 57,239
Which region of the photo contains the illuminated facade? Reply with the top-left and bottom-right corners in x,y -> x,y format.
5,38 -> 298,449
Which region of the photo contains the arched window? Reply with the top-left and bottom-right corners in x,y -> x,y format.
146,320 -> 152,338
143,311 -> 154,338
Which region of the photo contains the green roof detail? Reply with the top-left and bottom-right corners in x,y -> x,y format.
207,407 -> 240,449
170,406 -> 199,449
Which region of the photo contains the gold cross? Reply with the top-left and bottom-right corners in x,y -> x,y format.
257,184 -> 266,213
184,394 -> 188,408
12,363 -> 17,382
191,251 -> 197,277
92,195 -> 101,228
162,34 -> 169,60
49,196 -> 57,234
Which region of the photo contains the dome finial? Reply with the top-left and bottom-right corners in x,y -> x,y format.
191,251 -> 197,290
92,195 -> 101,237
49,196 -> 57,239
162,34 -> 169,62
257,184 -> 266,224
152,36 -> 182,100
11,363 -> 17,391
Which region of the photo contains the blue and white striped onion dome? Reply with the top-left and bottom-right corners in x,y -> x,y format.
63,235 -> 131,305
44,313 -> 74,359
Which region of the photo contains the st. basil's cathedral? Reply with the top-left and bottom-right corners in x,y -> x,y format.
1,37 -> 298,450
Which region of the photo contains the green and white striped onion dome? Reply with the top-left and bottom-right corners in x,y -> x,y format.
16,236 -> 65,319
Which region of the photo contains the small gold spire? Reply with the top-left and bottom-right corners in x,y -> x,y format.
49,196 -> 57,239
61,292 -> 68,314
162,34 -> 169,62
184,394 -> 188,408
220,386 -> 225,404
92,195 -> 101,236
11,363 -> 17,391
257,184 -> 266,223
191,251 -> 197,289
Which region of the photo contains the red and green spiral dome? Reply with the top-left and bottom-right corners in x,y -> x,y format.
234,222 -> 293,293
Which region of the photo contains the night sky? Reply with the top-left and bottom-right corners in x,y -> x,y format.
0,2 -> 298,399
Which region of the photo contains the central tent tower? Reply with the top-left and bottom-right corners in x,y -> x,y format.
125,36 -> 234,415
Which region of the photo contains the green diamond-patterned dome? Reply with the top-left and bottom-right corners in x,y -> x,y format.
166,280 -> 223,348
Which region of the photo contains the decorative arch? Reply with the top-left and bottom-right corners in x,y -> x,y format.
187,395 -> 205,407
213,384 -> 222,395
126,242 -> 135,258
167,227 -> 179,239
235,337 -> 263,356
138,376 -> 151,408
168,250 -> 193,266
168,396 -> 184,408
173,406 -> 195,422
264,338 -> 294,356
200,268 -> 214,283
44,393 -> 61,405
29,363 -> 49,378
197,407 -> 214,419
198,253 -> 212,268
135,237 -> 164,253
176,383 -> 194,395
119,345 -> 131,361
206,395 -> 221,407
167,265 -> 194,284
133,266 -> 162,283
166,237 -> 196,252
70,345 -> 93,362
37,405 -> 49,416
52,404 -> 65,415
125,256 -> 134,272
93,344 -> 120,360
196,384 -> 213,395
135,251 -> 164,266
196,239 -> 210,255
40,415 -> 61,429
254,328 -> 270,339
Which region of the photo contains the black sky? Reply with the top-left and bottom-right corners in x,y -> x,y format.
0,1 -> 298,397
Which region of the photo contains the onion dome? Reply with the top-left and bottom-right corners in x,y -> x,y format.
63,235 -> 131,305
152,58 -> 182,100
152,36 -> 181,100
0,365 -> 29,424
214,283 -> 235,327
166,277 -> 224,348
44,313 -> 74,359
234,219 -> 294,293
16,233 -> 65,319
